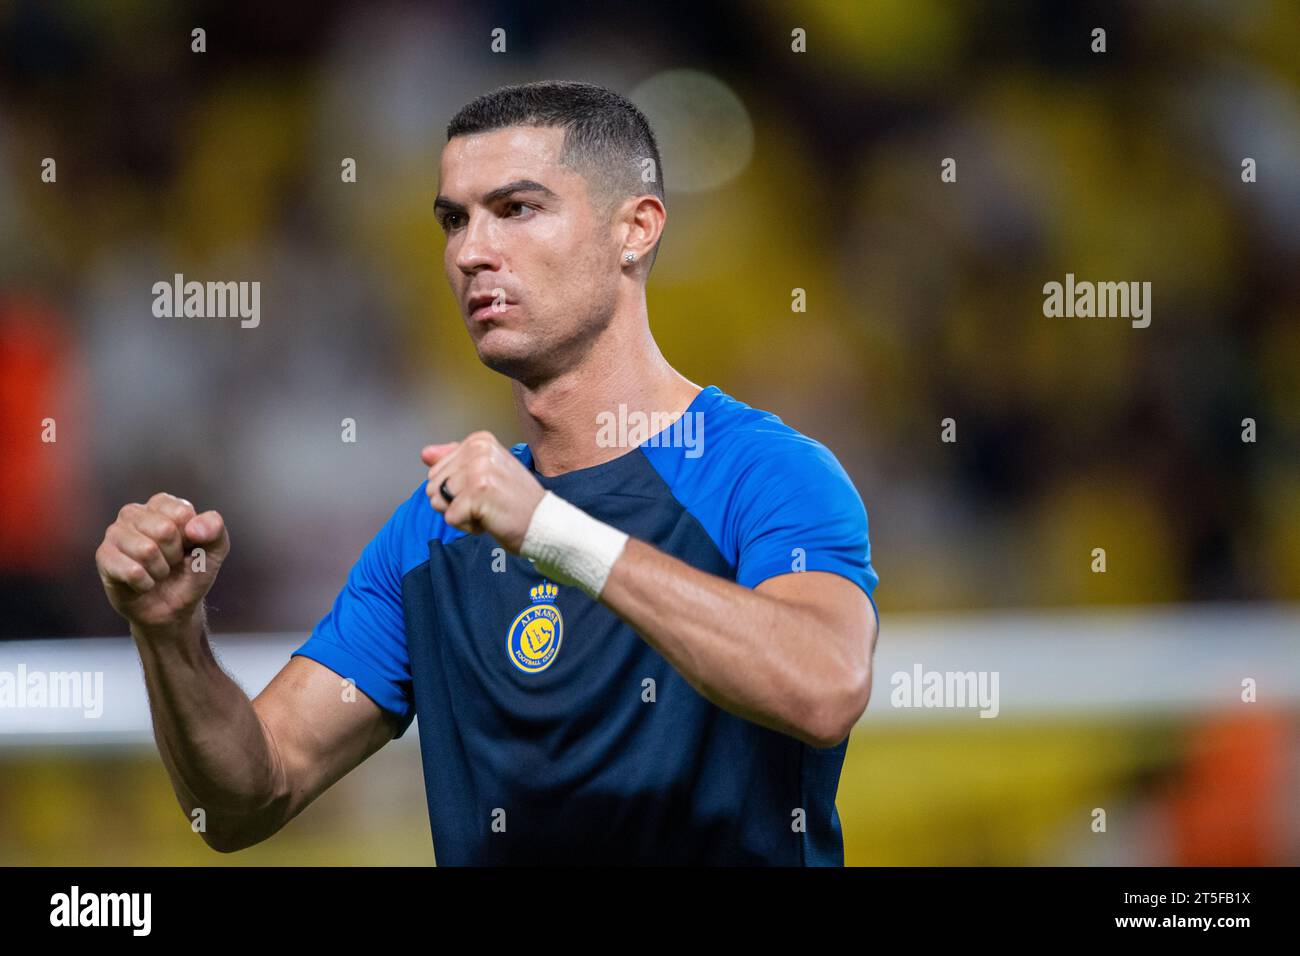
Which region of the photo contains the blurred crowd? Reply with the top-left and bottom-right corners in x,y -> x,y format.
1,0 -> 1298,638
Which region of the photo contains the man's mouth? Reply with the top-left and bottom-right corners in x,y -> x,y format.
467,293 -> 515,321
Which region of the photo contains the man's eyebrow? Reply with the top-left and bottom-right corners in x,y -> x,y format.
434,179 -> 558,216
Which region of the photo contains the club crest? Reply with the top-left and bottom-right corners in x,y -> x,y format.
507,581 -> 563,674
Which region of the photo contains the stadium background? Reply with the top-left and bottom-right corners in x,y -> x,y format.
1,0 -> 1297,864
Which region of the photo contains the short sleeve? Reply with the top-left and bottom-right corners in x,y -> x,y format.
733,439 -> 879,608
291,489 -> 423,738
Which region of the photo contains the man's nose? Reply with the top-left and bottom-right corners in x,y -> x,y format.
455,214 -> 501,274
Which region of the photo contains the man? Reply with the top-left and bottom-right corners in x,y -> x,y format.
95,80 -> 879,865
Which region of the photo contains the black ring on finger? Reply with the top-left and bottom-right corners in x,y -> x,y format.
439,479 -> 455,504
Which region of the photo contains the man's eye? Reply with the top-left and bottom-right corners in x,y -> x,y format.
441,213 -> 464,231
506,202 -> 532,217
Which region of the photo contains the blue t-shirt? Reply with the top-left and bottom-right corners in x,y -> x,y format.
292,385 -> 878,865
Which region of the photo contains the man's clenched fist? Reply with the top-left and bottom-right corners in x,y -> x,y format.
95,492 -> 230,635
421,432 -> 546,553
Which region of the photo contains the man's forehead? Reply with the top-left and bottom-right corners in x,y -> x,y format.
439,126 -> 570,188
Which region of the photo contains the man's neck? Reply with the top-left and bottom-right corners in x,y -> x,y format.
511,321 -> 701,477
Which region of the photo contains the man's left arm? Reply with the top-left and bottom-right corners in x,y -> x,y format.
421,432 -> 878,750
601,539 -> 877,748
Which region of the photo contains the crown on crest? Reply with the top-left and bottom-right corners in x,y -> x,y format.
530,581 -> 559,603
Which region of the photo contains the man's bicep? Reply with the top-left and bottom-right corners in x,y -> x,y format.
757,570 -> 878,659
251,656 -> 399,816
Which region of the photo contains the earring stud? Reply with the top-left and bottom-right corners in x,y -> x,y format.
624,252 -> 636,263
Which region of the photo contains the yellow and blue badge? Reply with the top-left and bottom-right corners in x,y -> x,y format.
507,580 -> 563,674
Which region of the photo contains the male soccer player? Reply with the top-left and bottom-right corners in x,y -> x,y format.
94,80 -> 879,865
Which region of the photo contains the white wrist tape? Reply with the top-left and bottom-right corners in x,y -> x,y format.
521,491 -> 629,599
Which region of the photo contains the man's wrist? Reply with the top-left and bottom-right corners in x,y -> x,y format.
131,609 -> 207,663
520,491 -> 629,599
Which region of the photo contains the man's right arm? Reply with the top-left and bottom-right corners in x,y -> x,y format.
135,617 -> 398,852
97,493 -> 399,852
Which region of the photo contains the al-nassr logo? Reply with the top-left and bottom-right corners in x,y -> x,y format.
507,581 -> 563,674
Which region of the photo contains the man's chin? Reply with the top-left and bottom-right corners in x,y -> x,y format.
474,333 -> 547,382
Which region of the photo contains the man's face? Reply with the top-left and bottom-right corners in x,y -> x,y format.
436,126 -> 621,382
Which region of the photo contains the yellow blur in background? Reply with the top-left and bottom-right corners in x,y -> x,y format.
1,1 -> 1298,864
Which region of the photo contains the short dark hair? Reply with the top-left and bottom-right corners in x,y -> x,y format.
446,80 -> 665,267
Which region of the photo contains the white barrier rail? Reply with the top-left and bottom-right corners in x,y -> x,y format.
1,602 -> 1297,746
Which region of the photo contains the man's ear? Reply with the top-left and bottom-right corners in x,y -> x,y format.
631,194 -> 666,251
614,194 -> 665,268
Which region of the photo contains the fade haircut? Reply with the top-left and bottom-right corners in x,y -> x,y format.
446,80 -> 665,269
